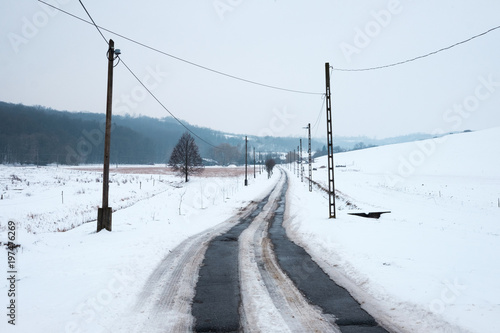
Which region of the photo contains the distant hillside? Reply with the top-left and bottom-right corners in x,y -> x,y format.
0,102 -> 154,165
0,101 -> 441,165
0,102 -> 324,165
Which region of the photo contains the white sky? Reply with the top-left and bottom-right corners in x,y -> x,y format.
1,0 -> 500,139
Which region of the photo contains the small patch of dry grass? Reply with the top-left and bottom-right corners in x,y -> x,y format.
72,166 -> 247,178
197,167 -> 246,178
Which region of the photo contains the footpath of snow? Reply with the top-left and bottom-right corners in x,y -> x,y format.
0,165 -> 275,333
285,127 -> 500,333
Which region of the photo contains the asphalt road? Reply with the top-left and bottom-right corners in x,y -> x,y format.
192,172 -> 389,332
192,194 -> 271,332
268,178 -> 388,333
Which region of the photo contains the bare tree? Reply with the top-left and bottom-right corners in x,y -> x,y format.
168,132 -> 204,182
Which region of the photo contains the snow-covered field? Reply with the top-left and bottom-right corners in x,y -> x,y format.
286,127 -> 500,333
0,165 -> 275,332
0,127 -> 498,332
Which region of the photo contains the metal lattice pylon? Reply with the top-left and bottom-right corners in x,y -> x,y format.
325,63 -> 336,218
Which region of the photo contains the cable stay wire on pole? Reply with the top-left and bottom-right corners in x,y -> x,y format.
76,0 -> 107,44
312,94 -> 326,138
39,0 -> 323,96
331,25 -> 500,72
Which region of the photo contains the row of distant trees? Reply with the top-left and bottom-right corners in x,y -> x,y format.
0,102 -> 320,166
1,102 -> 375,167
206,143 -> 378,166
169,132 -> 277,182
312,142 -> 376,158
0,102 -> 154,165
206,143 -> 283,166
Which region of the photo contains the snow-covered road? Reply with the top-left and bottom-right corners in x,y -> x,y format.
117,170 -> 388,332
239,172 -> 341,333
113,197 -> 261,332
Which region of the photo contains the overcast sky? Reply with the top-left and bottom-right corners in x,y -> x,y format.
1,0 -> 500,140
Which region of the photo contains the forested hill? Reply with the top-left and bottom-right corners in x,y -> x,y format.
0,102 -> 156,165
0,102 -> 325,165
0,102 -> 440,166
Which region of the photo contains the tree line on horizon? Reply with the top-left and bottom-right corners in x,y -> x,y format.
0,102 -> 323,166
0,102 -> 154,165
0,101 -> 421,166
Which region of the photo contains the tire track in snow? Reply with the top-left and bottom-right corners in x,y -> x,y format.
269,172 -> 390,332
239,171 -> 339,333
191,190 -> 276,332
114,200 -> 261,332
117,169 -> 389,332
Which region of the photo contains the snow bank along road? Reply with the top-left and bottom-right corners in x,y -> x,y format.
121,169 -> 389,332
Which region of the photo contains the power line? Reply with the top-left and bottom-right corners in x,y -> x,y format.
331,25 -> 500,72
43,0 -> 498,147
74,0 -> 316,149
39,0 -> 500,77
76,0 -> 107,44
39,0 -> 323,96
118,58 -> 220,149
74,0 -> 220,150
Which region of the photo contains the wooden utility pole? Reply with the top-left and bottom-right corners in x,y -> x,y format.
297,146 -> 300,178
253,147 -> 256,178
259,151 -> 262,174
307,123 -> 312,192
325,63 -> 336,218
300,139 -> 303,182
293,149 -> 296,174
244,136 -> 248,186
97,39 -> 117,232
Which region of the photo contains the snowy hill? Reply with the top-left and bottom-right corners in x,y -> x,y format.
286,127 -> 500,332
333,127 -> 499,178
